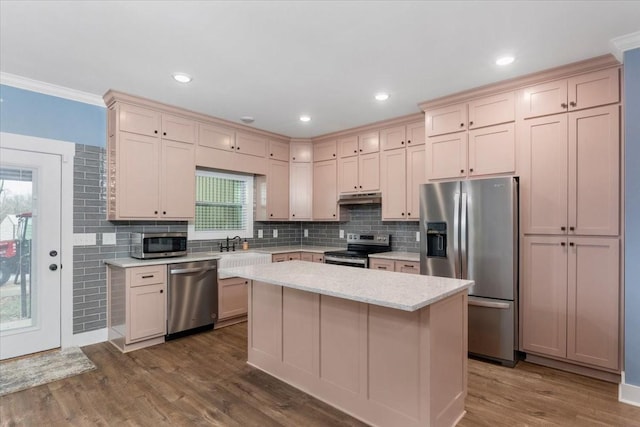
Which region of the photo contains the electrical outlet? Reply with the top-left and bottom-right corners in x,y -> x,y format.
73,233 -> 85,246
258,230 -> 263,238
304,229 -> 309,238
273,229 -> 278,238
102,233 -> 116,245
73,233 -> 97,246
339,230 -> 345,238
416,231 -> 420,242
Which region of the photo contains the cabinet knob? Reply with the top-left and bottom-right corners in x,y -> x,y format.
359,185 -> 362,188
270,213 -> 273,217
332,213 -> 336,217
469,121 -> 474,126
401,212 -> 405,216
407,212 -> 411,216
561,103 -> 568,109
569,242 -> 575,247
270,153 -> 273,156
353,150 -> 357,153
231,146 -> 235,149
401,141 -> 405,145
332,153 -> 336,157
163,132 -> 167,136
569,226 -> 575,231
570,101 -> 577,107
293,157 -> 296,160
354,186 -> 357,189
469,168 -> 474,172
460,123 -> 464,127
407,140 -> 411,144
237,147 -> 240,151
160,289 -> 164,293
561,242 -> 566,246
154,130 -> 158,134
561,226 -> 566,231
163,211 -> 166,215
460,169 -> 464,173
292,213 -> 295,217
245,281 -> 248,285
154,210 -> 158,214
359,149 -> 362,152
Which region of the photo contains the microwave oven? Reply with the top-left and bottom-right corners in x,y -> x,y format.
130,232 -> 188,259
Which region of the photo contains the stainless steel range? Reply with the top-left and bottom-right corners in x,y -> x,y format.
324,233 -> 391,268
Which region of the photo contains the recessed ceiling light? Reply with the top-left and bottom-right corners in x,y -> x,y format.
240,116 -> 254,124
496,56 -> 515,66
375,93 -> 390,101
299,115 -> 311,122
172,72 -> 192,83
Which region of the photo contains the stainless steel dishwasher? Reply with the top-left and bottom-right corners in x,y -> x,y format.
166,259 -> 218,340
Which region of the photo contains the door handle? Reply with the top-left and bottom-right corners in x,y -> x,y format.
460,193 -> 468,280
169,266 -> 217,275
453,193 -> 460,279
49,264 -> 58,271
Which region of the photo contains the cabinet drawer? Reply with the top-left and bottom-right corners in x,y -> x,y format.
370,259 -> 394,271
395,261 -> 420,274
129,265 -> 166,287
312,254 -> 324,263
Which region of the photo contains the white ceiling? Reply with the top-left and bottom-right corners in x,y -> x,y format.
1,1 -> 639,138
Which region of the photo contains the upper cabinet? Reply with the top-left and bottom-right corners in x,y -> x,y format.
424,92 -> 516,181
313,159 -> 339,221
269,140 -> 290,161
198,123 -> 235,151
337,131 -> 380,193
235,132 -> 267,158
380,144 -> 425,221
517,68 -> 619,119
338,136 -> 359,158
107,103 -> 195,220
314,140 -> 337,162
380,121 -> 425,151
256,159 -> 289,221
289,141 -> 312,221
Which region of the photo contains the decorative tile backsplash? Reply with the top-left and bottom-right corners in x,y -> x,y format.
72,144 -> 419,334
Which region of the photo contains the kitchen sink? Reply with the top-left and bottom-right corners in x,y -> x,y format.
217,251 -> 272,278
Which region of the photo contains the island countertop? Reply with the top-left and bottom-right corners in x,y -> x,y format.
220,260 -> 473,312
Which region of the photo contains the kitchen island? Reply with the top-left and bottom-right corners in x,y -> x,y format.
220,261 -> 474,427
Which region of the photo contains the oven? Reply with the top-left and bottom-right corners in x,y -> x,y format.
324,233 -> 391,269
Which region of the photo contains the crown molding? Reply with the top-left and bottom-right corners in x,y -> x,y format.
0,72 -> 105,107
610,31 -> 640,63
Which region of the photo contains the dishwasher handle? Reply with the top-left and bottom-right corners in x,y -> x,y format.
169,266 -> 217,275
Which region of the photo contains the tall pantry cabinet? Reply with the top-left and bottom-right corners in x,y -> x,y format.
519,67 -> 621,372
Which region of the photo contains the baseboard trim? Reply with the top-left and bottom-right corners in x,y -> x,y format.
620,372 -> 640,407
525,354 -> 620,383
71,328 -> 108,348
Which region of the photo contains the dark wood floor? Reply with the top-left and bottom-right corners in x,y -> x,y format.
1,322 -> 639,426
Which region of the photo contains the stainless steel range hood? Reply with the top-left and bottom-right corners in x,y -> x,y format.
337,192 -> 382,205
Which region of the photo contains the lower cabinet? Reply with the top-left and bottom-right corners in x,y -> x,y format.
107,264 -> 167,352
301,252 -> 313,262
522,235 -> 620,371
369,258 -> 420,274
272,252 -> 301,262
218,277 -> 249,320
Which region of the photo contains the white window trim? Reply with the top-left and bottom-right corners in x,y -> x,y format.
187,169 -> 254,241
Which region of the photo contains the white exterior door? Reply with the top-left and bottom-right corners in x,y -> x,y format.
0,147 -> 62,359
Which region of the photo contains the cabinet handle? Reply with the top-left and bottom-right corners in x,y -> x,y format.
561,226 -> 566,231
404,264 -> 414,268
561,103 -> 568,109
561,242 -> 566,246
160,289 -> 164,293
469,121 -> 474,126
142,275 -> 154,278
569,226 -> 575,231
569,242 -> 575,247
460,123 -> 464,127
569,101 -> 577,107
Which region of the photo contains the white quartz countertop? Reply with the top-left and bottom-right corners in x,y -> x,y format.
255,246 -> 344,254
368,251 -> 420,262
220,260 -> 473,312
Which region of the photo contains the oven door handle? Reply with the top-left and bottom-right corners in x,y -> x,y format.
324,255 -> 367,265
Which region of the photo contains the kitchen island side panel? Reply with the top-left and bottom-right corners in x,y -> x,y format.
247,280 -> 467,427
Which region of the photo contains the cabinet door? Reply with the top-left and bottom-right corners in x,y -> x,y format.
406,145 -> 425,219
314,140 -> 337,162
269,140 -> 290,161
198,123 -> 235,151
338,156 -> 359,193
286,252 -> 301,261
380,125 -> 406,151
568,68 -> 619,112
118,132 -> 160,218
381,149 -> 407,220
467,91 -> 515,129
236,132 -> 267,157
161,140 -> 195,219
518,80 -> 568,119
369,259 -> 394,271
521,236 -> 567,358
128,283 -> 166,343
290,141 -> 312,162
395,261 -> 420,274
568,105 -> 619,236
359,152 -> 380,192
119,104 -> 160,137
267,160 -> 289,220
468,122 -> 515,177
520,115 -> 568,235
338,136 -> 359,158
359,131 -> 380,154
290,162 -> 312,220
406,121 -> 425,146
567,237 -> 619,370
300,252 -> 314,262
425,103 -> 467,137
313,160 -> 338,220
312,254 -> 324,263
161,114 -> 196,144
426,132 -> 467,181
218,277 -> 249,320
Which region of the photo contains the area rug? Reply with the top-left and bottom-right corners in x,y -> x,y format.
0,347 -> 96,396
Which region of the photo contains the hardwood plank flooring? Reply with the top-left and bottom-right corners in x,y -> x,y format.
1,322 -> 639,426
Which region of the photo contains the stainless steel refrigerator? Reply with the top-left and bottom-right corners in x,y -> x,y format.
419,176 -> 518,366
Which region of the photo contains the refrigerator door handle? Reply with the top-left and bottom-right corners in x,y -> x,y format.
468,299 -> 511,309
453,192 -> 461,279
460,192 -> 468,279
